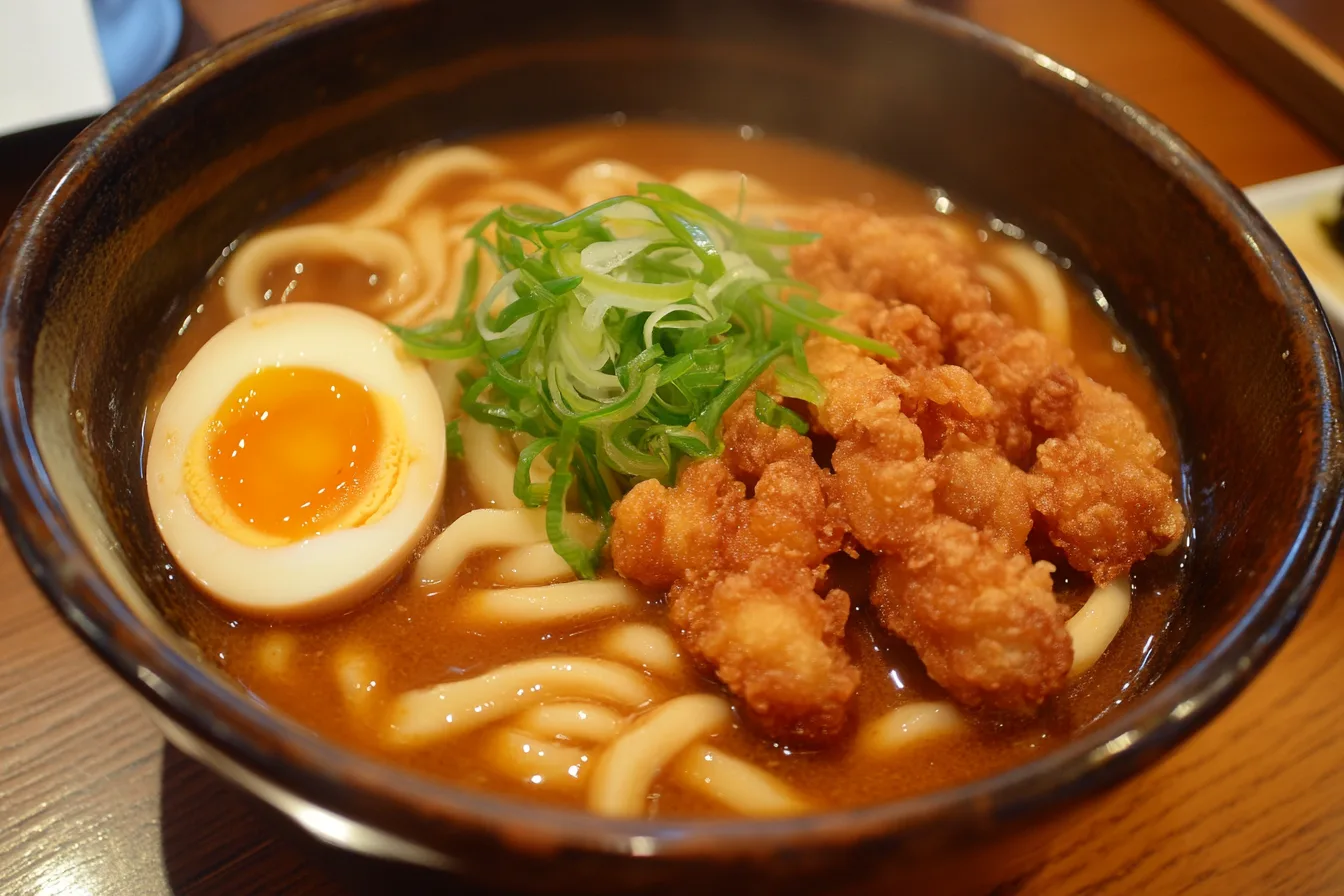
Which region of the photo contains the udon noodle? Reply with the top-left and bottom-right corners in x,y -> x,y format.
154,123 -> 1186,819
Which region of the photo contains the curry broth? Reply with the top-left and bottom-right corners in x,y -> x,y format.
150,122 -> 1185,816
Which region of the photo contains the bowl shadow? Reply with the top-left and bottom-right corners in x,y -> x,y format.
158,741 -> 1037,896
159,743 -> 509,895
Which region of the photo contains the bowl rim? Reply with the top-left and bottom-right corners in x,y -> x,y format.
1,0 -> 1341,860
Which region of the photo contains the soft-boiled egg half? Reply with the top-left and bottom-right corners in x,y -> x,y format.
146,302 -> 445,616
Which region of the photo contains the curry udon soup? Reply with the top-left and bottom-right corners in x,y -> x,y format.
143,123 -> 1187,819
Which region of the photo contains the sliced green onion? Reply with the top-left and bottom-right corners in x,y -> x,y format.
754,390 -> 809,435
444,420 -> 465,459
513,438 -> 555,507
390,182 -> 899,576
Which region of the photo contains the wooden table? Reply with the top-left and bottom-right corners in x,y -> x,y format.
2,1 -> 1342,893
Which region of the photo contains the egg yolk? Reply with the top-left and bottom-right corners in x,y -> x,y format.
191,366 -> 401,544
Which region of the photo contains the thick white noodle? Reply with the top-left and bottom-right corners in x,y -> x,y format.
667,170 -> 815,228
747,202 -> 813,223
222,224 -> 419,320
385,213 -> 465,327
439,198 -> 518,228
486,728 -> 590,789
534,136 -> 608,169
476,179 -> 569,211
1066,576 -> 1132,678
461,580 -> 639,626
333,643 -> 380,719
672,169 -> 774,205
491,542 -> 579,586
446,219 -> 503,310
600,623 -> 684,678
856,701 -> 967,756
673,746 -> 810,817
512,702 -> 625,744
1000,243 -> 1071,347
461,417 -> 524,509
385,657 -> 655,747
426,358 -> 466,421
350,146 -> 506,228
563,159 -> 658,209
415,508 -> 547,585
254,631 -> 296,679
510,432 -> 556,479
587,694 -> 733,818
975,262 -> 1034,324
929,217 -> 977,249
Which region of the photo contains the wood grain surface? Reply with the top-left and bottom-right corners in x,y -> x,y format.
1,1 -> 1341,894
1152,0 -> 1344,155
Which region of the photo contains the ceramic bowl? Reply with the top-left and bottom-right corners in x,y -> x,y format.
1,1 -> 1341,892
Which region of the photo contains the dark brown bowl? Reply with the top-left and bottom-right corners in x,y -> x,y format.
1,0 -> 1341,893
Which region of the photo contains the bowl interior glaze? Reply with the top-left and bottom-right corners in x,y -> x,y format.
1,1 -> 1341,893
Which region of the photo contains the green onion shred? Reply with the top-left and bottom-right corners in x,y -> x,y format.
390,182 -> 897,577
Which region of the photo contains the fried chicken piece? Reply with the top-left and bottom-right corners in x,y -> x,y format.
727,458 -> 847,569
799,206 -> 1185,583
828,400 -> 935,552
803,337 -> 905,440
794,208 -> 984,325
807,333 -> 1026,551
803,328 -> 1069,712
609,456 -> 856,741
871,521 -> 1070,711
796,207 -> 1080,465
1028,364 -> 1084,436
818,288 -> 946,372
803,339 -> 937,547
902,364 -> 998,454
608,459 -> 744,590
805,333 -> 997,457
719,378 -> 815,481
610,457 -> 845,582
1030,380 -> 1185,582
952,309 -> 1081,464
871,303 -> 946,372
818,289 -> 885,336
669,558 -> 858,742
933,437 -> 1034,554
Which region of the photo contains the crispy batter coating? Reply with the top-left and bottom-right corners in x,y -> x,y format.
828,401 -> 934,552
669,558 -> 858,742
719,378 -> 815,480
609,204 -> 1184,725
609,455 -> 854,742
953,309 -> 1082,464
819,289 -> 885,337
933,438 -> 1035,554
903,364 -> 998,454
1030,380 -> 1186,582
800,206 -> 1185,583
817,289 -> 946,373
730,458 -> 847,569
803,337 -> 905,441
608,460 -> 744,589
870,303 -> 946,372
794,209 -> 982,326
796,207 -> 1080,465
801,300 -> 1070,710
871,523 -> 1070,711
608,457 -> 845,584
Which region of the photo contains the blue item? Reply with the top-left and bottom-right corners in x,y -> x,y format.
91,0 -> 183,100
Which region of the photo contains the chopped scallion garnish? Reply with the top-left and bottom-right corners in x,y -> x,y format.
392,182 -> 897,576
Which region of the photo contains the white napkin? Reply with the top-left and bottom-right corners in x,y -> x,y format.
0,0 -> 113,137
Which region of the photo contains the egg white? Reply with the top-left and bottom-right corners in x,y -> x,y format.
146,302 -> 446,617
